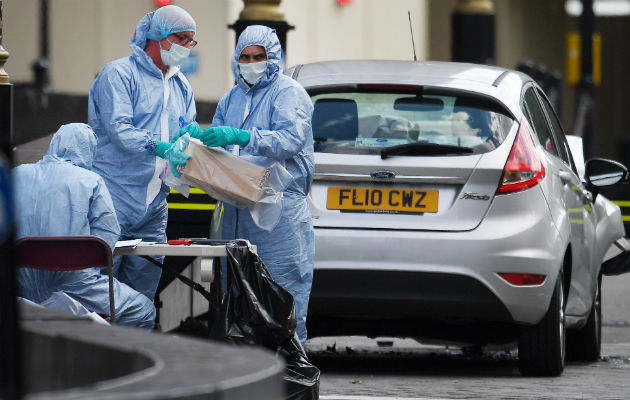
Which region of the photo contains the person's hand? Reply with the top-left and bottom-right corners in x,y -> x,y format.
172,123 -> 202,143
154,140 -> 191,177
200,126 -> 250,147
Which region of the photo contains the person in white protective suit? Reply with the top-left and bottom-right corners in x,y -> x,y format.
88,5 -> 197,303
181,25 -> 315,345
13,123 -> 156,329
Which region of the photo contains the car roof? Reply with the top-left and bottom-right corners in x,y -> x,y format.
289,60 -> 534,115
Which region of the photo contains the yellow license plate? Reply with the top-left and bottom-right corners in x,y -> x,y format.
327,187 -> 439,213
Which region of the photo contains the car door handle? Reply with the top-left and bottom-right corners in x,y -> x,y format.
558,170 -> 573,183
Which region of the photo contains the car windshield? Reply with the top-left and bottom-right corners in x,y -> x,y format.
309,85 -> 515,155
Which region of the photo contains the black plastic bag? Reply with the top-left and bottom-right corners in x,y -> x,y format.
209,241 -> 320,399
209,241 -> 296,347
279,335 -> 320,400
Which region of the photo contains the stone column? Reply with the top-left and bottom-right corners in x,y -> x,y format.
451,0 -> 495,65
229,0 -> 294,57
0,0 -> 9,85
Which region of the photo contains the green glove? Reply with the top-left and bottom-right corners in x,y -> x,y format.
154,140 -> 191,177
172,123 -> 202,143
201,126 -> 250,147
154,141 -> 171,158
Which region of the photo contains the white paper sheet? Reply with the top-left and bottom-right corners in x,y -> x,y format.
114,239 -> 142,248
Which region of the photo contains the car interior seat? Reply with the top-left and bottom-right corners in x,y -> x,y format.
312,98 -> 359,141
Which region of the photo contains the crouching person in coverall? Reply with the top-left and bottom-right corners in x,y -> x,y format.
181,25 -> 315,345
13,123 -> 156,329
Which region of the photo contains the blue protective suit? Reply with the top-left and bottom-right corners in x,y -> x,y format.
13,123 -> 156,329
88,11 -> 196,300
213,25 -> 315,344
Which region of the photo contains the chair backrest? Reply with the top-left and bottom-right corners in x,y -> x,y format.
16,235 -> 112,271
15,235 -> 116,323
312,98 -> 359,141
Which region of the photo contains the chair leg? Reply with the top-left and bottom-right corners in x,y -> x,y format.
108,265 -> 116,323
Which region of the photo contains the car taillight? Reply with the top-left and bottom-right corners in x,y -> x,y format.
498,273 -> 547,286
497,122 -> 545,194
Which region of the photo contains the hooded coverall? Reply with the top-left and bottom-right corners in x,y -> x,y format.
88,9 -> 197,301
13,123 -> 156,329
213,25 -> 315,345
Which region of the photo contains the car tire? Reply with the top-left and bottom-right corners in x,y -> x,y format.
517,273 -> 565,376
567,274 -> 602,362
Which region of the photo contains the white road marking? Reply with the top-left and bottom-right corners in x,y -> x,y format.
320,396 -> 458,400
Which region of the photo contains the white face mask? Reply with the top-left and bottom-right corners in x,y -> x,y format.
160,42 -> 190,67
238,61 -> 267,86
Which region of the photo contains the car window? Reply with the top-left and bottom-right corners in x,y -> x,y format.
309,86 -> 514,155
522,87 -> 559,157
536,89 -> 577,173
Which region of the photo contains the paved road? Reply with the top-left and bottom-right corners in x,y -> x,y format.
306,328 -> 629,399
603,274 -> 630,327
306,274 -> 629,400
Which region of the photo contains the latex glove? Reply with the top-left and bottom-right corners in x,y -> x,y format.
201,126 -> 250,147
172,123 -> 202,143
154,140 -> 191,177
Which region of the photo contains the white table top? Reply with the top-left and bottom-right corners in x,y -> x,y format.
113,241 -> 256,257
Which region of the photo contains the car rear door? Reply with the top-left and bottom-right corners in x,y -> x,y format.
523,85 -> 597,316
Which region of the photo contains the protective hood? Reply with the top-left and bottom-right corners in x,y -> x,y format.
44,123 -> 97,169
129,11 -> 163,77
232,25 -> 283,90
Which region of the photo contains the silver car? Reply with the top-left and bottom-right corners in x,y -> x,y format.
287,60 -> 630,376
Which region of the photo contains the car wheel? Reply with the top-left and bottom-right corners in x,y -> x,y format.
518,272 -> 565,376
567,274 -> 602,362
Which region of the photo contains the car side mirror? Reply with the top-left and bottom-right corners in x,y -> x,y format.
585,158 -> 629,186
584,158 -> 629,200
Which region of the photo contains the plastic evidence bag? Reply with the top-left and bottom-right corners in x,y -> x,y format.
162,134 -> 293,231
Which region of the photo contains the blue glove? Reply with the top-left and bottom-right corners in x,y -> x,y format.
172,123 -> 202,143
154,140 -> 191,178
201,126 -> 250,147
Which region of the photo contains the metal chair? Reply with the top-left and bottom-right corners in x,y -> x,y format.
15,235 -> 116,323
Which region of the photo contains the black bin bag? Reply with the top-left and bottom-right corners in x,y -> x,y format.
209,241 -> 320,399
280,335 -> 321,400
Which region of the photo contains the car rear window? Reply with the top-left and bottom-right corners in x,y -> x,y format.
309,85 -> 514,155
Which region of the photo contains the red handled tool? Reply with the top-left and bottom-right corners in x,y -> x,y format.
167,238 -> 230,245
167,239 -> 192,245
